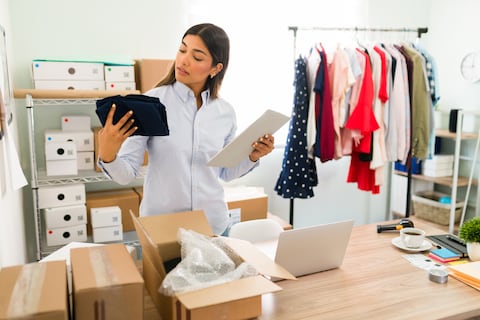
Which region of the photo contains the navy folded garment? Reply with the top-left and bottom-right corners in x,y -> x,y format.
95,94 -> 169,136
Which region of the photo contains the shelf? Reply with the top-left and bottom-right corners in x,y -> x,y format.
394,170 -> 477,187
13,88 -> 140,100
34,167 -> 146,187
435,128 -> 478,140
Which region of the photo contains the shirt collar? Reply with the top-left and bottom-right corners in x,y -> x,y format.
173,81 -> 211,105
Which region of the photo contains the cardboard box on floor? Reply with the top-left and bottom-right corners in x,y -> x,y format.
70,243 -> 144,320
86,188 -> 140,234
0,260 -> 68,320
134,59 -> 174,93
131,210 -> 295,320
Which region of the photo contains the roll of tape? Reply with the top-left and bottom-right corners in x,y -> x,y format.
429,268 -> 449,284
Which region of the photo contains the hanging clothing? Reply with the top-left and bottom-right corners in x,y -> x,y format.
277,36 -> 437,196
344,49 -> 379,154
329,45 -> 356,159
313,46 -> 335,162
345,48 -> 380,194
401,44 -> 432,160
306,47 -> 322,159
384,44 -> 411,163
275,56 -> 318,199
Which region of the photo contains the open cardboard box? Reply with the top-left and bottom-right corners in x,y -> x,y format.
131,210 -> 295,320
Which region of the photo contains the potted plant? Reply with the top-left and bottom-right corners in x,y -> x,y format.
459,217 -> 480,261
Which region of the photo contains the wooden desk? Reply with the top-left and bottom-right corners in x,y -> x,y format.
259,218 -> 480,320
144,218 -> 480,320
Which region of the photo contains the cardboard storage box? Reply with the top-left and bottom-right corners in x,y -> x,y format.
224,186 -> 268,222
32,60 -> 104,80
104,65 -> 135,82
93,225 -> 123,243
0,260 -> 68,320
43,204 -> 87,229
134,59 -> 173,92
105,81 -> 136,91
34,80 -> 105,90
46,159 -> 78,177
45,141 -> 77,161
70,243 -> 144,320
46,223 -> 87,247
38,183 -> 86,209
77,151 -> 95,170
86,188 -> 140,233
46,130 -> 94,152
60,115 -> 92,132
132,210 -> 295,320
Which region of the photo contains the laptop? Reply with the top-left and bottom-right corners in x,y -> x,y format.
254,220 -> 354,279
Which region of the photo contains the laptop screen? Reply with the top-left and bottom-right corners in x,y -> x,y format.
254,220 -> 354,278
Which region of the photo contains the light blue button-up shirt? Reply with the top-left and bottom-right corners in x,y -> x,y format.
99,81 -> 258,234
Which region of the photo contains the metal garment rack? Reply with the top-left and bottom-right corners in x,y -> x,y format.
286,25 -> 428,225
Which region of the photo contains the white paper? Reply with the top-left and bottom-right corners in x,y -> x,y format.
208,109 -> 289,168
0,88 -> 27,192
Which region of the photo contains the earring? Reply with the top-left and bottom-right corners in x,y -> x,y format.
210,73 -> 216,78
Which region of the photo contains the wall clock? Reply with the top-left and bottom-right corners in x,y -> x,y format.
460,51 -> 480,83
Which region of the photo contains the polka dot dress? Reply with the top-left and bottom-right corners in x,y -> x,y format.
275,56 -> 318,199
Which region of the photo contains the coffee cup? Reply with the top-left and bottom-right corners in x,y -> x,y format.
400,227 -> 426,248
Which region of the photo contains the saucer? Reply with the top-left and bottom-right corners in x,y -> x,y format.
391,236 -> 432,252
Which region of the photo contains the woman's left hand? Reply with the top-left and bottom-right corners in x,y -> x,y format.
249,134 -> 275,162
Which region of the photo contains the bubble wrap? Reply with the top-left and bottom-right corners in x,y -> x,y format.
160,228 -> 258,296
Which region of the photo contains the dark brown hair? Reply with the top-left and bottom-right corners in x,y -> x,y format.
155,23 -> 230,99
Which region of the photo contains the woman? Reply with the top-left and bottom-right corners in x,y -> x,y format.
97,23 -> 275,235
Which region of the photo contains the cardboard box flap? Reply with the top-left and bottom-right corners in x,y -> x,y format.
132,210 -> 213,262
176,275 -> 280,310
220,237 -> 296,280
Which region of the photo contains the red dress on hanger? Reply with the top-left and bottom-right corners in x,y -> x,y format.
345,48 -> 380,194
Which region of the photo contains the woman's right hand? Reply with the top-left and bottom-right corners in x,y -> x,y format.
97,104 -> 137,163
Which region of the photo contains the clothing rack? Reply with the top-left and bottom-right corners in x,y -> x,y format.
285,25 -> 429,225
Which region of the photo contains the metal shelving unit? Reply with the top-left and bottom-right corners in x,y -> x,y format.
17,89 -> 141,259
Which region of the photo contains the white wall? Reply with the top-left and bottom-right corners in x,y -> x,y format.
0,0 -> 27,267
4,0 -> 479,263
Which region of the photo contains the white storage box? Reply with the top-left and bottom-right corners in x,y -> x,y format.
46,159 -> 78,176
90,206 -> 122,228
45,129 -> 94,152
34,80 -> 105,90
77,151 -> 94,170
32,61 -> 104,80
424,154 -> 454,164
105,81 -> 136,91
45,141 -> 77,161
61,115 -> 91,132
46,224 -> 87,246
423,168 -> 453,177
43,204 -> 87,229
93,225 -> 123,243
423,154 -> 453,177
38,184 -> 86,209
104,65 -> 135,82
